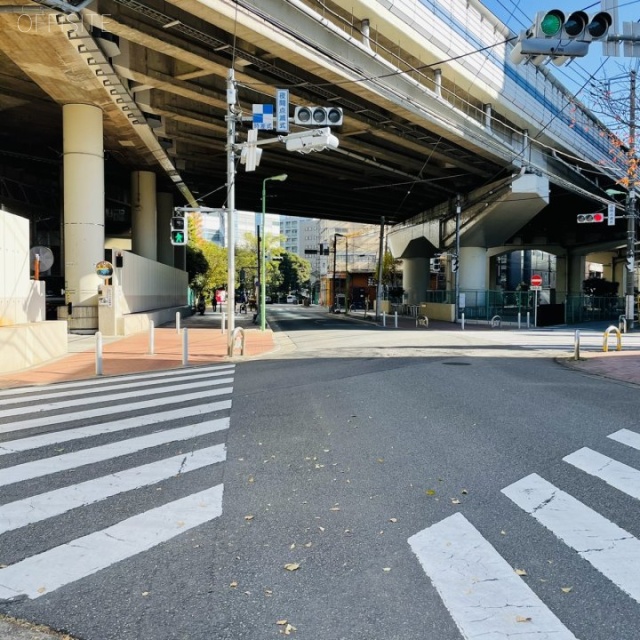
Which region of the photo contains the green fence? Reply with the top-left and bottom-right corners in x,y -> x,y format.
423,290 -> 626,324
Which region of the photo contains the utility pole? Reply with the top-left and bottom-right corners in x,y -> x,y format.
226,68 -> 238,354
625,69 -> 637,329
454,194 -> 461,322
375,217 -> 385,320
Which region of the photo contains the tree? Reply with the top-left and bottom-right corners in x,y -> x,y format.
278,252 -> 311,295
583,277 -> 618,297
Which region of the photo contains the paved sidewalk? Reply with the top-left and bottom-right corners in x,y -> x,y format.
0,311 -> 275,390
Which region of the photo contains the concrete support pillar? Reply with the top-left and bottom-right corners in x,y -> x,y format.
459,247 -> 487,290
63,104 -> 104,321
156,191 -> 174,267
554,254 -> 568,301
403,257 -> 429,305
131,170 -> 157,261
567,253 -> 586,295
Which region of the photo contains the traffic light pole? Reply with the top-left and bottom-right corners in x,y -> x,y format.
625,70 -> 636,330
226,69 -> 237,353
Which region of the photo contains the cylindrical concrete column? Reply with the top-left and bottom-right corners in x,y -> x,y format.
63,104 -> 104,308
403,256 -> 429,305
459,247 -> 487,290
156,191 -> 174,267
567,253 -> 586,295
131,170 -> 157,261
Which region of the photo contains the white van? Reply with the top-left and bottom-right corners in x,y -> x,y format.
286,295 -> 296,304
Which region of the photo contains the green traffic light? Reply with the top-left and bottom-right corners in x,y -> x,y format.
540,12 -> 562,36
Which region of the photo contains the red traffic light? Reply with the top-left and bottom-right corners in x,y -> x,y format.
577,213 -> 604,223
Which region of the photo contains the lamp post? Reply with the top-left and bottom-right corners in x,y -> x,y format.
261,173 -> 287,330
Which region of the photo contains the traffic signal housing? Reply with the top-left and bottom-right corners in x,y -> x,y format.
170,215 -> 187,245
534,10 -> 611,42
577,213 -> 605,224
294,106 -> 343,127
511,9 -> 611,66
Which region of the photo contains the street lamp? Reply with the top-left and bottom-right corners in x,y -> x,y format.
261,173 -> 287,330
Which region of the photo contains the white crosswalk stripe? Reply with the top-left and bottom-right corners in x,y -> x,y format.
410,428 -> 640,637
0,385 -> 233,435
0,485 -> 223,601
409,513 -> 578,640
0,376 -> 233,419
0,364 -> 233,601
502,473 -> 640,603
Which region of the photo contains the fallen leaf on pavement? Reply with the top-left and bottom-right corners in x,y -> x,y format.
561,587 -> 573,593
284,563 -> 301,571
515,568 -> 527,576
516,616 -> 532,623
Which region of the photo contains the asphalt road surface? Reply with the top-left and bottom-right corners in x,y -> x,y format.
1,305 -> 640,640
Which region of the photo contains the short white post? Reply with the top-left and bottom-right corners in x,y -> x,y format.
573,329 -> 580,360
382,311 -> 386,327
95,331 -> 103,376
182,327 -> 189,366
526,311 -> 531,328
461,313 -> 465,330
518,312 -> 521,330
176,311 -> 181,334
148,321 -> 155,355
394,311 -> 398,328
221,312 -> 226,333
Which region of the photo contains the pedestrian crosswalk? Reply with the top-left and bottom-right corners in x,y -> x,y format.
409,427 -> 640,639
0,364 -> 233,601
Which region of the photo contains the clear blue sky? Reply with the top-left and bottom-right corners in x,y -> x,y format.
479,0 -> 639,124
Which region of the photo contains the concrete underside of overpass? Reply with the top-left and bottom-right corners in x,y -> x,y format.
0,0 -> 631,290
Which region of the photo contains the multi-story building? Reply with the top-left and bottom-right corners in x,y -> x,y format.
200,210 -> 280,248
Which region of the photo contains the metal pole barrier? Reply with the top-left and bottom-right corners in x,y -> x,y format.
394,311 -> 398,328
182,327 -> 189,366
149,321 -> 155,355
95,331 -> 103,376
461,313 -> 465,330
382,311 -> 386,327
221,312 -> 226,333
573,329 -> 580,360
526,311 -> 530,328
176,311 -> 181,334
518,312 -> 521,330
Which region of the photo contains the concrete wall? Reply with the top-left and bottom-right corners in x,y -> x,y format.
0,209 -> 42,326
0,208 -> 67,373
0,321 -> 68,374
98,250 -> 189,336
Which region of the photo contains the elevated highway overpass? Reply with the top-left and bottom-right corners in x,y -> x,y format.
0,0 -> 633,337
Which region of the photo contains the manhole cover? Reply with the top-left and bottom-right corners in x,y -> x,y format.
442,362 -> 471,366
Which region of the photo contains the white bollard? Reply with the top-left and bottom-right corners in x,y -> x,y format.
148,321 -> 155,355
382,311 -> 386,327
176,311 -> 181,334
518,312 -> 521,330
574,329 -> 580,360
526,311 -> 530,328
221,312 -> 226,333
461,313 -> 465,330
182,327 -> 189,366
394,311 -> 398,328
95,331 -> 103,376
